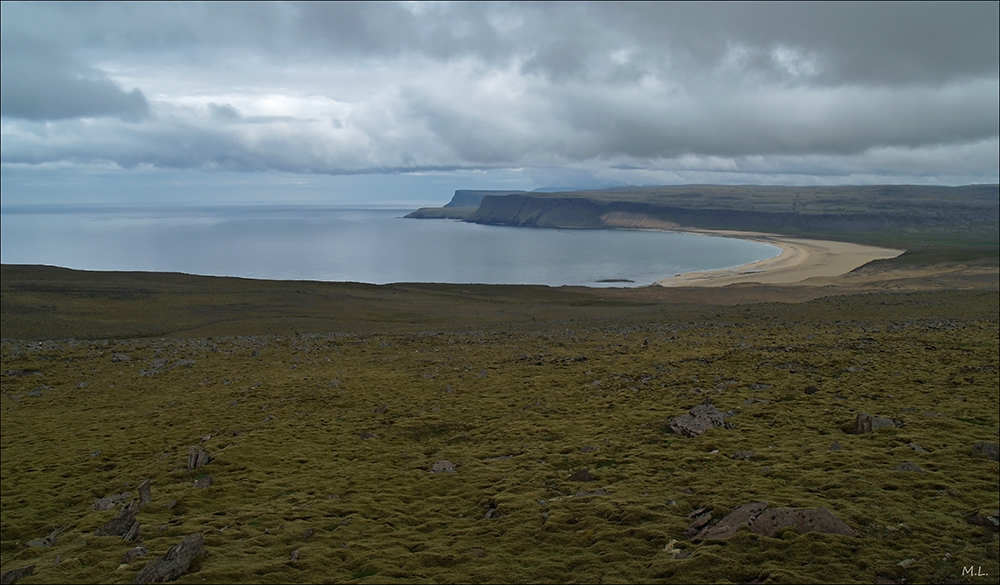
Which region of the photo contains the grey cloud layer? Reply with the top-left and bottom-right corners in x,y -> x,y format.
1,2 -> 997,181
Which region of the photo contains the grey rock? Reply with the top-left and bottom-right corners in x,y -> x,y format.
567,468 -> 597,482
967,511 -> 1000,532
138,478 -> 153,508
289,549 -> 300,562
668,399 -> 735,438
894,461 -> 926,473
187,447 -> 209,471
971,442 -> 999,462
122,545 -> 149,564
193,475 -> 214,489
696,501 -> 768,540
750,506 -> 858,538
908,443 -> 929,453
112,353 -> 132,363
95,501 -> 139,538
829,441 -> 843,451
0,565 -> 34,585
373,405 -> 387,414
732,450 -> 754,461
852,413 -> 902,434
26,526 -> 61,548
430,460 -> 456,473
132,534 -> 205,584
359,432 -> 379,440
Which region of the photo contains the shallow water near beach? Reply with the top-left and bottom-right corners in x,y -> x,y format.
1,206 -> 778,286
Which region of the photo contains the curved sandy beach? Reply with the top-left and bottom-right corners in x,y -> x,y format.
656,230 -> 904,287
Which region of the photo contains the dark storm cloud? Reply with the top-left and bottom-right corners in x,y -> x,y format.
0,31 -> 149,121
0,2 -> 996,184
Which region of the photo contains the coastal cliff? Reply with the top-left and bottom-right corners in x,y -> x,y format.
466,185 -> 999,247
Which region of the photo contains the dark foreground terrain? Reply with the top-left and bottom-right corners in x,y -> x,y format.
1,262 -> 998,584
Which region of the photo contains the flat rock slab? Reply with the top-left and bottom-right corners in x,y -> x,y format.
696,501 -> 768,540
693,503 -> 857,540
971,442 -> 999,462
751,506 -> 859,538
668,400 -> 734,437
0,565 -> 34,585
430,460 -> 456,473
132,534 -> 205,584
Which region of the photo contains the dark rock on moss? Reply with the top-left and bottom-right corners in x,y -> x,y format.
26,526 -> 62,547
187,447 -> 209,471
967,511 -> 1000,532
852,413 -> 902,434
696,501 -> 768,540
193,475 -> 214,489
692,502 -> 858,540
95,501 -> 139,538
567,468 -> 597,482
132,534 -> 205,584
138,478 -> 153,507
732,450 -> 754,461
373,405 -> 387,414
908,443 -> 930,453
971,441 -> 999,461
122,545 -> 149,564
360,432 -> 379,440
668,399 -> 735,438
804,385 -> 820,395
893,461 -> 926,473
430,460 -> 456,473
829,441 -> 843,451
0,565 -> 34,585
750,506 -> 858,538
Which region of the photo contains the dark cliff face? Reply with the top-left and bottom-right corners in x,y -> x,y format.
468,186 -> 1000,243
444,189 -> 526,208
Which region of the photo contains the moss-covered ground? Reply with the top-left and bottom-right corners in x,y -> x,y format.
2,284 -> 997,584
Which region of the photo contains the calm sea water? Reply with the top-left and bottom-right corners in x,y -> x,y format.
0,206 -> 778,287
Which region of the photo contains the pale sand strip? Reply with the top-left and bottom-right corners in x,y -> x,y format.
656,230 -> 904,287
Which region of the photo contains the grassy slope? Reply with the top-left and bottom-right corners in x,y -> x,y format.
1,265 -> 998,584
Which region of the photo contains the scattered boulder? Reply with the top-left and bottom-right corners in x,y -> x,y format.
302,528 -> 315,541
893,461 -> 926,474
696,502 -> 768,540
138,478 -> 153,507
26,526 -> 62,548
430,460 -> 456,473
668,399 -> 735,438
908,443 -> 929,453
95,501 -> 140,539
580,445 -> 598,453
852,413 -> 902,434
566,469 -> 597,482
187,447 -> 210,471
751,506 -> 858,539
804,386 -> 820,395
731,450 -> 754,461
971,442 -> 999,462
373,405 -> 387,414
967,511 -> 999,532
193,475 -> 214,489
122,545 -> 149,564
359,432 -> 379,440
132,534 -> 205,584
289,549 -> 300,562
690,502 -> 858,540
0,565 -> 34,585
112,353 -> 132,363
573,489 -> 607,498
829,441 -> 843,451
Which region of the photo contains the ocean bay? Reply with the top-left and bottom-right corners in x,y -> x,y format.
0,205 -> 778,287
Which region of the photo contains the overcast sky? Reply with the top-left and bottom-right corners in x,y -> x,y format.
1,2 -> 997,206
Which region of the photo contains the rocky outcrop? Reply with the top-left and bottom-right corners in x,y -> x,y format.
668,399 -> 735,437
688,502 -> 858,540
445,190 -> 525,208
852,413 -> 902,434
132,534 -> 205,584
